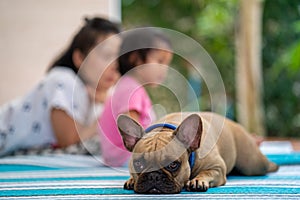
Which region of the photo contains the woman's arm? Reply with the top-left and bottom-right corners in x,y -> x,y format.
50,108 -> 98,147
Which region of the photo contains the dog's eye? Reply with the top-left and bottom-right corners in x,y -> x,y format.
133,160 -> 145,172
166,161 -> 181,172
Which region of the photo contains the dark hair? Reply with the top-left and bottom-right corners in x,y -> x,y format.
49,17 -> 120,73
118,29 -> 172,76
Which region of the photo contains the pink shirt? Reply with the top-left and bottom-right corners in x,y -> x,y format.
99,76 -> 155,167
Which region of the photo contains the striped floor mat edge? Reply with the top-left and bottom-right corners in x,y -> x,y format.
0,153 -> 300,199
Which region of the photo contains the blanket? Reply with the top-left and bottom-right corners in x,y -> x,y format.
0,153 -> 300,199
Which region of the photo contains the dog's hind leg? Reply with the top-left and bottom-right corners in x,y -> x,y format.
232,124 -> 279,175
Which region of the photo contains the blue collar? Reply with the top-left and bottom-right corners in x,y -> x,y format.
145,123 -> 196,171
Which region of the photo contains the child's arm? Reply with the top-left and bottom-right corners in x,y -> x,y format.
126,110 -> 140,122
51,108 -> 97,147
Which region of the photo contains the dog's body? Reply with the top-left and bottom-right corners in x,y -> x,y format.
117,112 -> 279,194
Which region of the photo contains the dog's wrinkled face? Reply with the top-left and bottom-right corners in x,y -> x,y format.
117,114 -> 203,194
129,132 -> 190,193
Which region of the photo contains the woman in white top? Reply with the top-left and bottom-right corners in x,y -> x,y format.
0,17 -> 121,156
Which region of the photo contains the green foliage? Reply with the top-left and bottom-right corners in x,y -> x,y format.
122,0 -> 238,110
262,0 -> 300,137
122,0 -> 300,137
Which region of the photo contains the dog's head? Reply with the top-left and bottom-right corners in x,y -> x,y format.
117,114 -> 203,194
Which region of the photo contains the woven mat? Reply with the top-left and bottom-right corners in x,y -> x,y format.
0,153 -> 300,199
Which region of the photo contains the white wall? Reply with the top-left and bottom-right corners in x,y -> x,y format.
0,0 -> 120,105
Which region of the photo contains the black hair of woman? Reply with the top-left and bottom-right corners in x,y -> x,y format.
49,17 -> 120,74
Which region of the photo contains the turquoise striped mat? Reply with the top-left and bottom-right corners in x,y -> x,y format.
0,153 -> 300,199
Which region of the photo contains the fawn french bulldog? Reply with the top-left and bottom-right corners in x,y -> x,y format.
117,112 -> 279,194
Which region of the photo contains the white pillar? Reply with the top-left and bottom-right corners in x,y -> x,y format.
109,0 -> 121,22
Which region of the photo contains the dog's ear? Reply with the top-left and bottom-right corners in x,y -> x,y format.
117,114 -> 145,152
174,114 -> 203,151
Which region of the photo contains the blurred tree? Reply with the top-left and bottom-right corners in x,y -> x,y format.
236,0 -> 265,135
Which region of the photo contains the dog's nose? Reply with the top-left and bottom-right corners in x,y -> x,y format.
148,172 -> 160,182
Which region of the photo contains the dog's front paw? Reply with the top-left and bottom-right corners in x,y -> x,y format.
124,178 -> 134,190
185,179 -> 209,192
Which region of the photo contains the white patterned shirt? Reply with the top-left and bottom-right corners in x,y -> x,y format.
0,67 -> 102,156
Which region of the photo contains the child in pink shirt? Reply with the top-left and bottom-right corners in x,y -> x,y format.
99,29 -> 173,167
